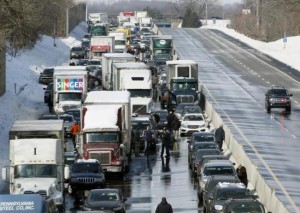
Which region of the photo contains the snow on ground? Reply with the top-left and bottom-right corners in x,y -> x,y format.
1,20 -> 300,192
0,22 -> 87,192
202,22 -> 300,72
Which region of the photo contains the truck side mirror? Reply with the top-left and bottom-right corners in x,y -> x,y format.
2,168 -> 7,181
64,166 -> 70,180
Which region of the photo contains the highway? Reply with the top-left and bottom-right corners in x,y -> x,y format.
160,28 -> 300,213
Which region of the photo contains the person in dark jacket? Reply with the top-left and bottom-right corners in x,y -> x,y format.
143,126 -> 152,157
214,124 -> 225,151
155,197 -> 173,213
160,127 -> 171,158
236,164 -> 248,187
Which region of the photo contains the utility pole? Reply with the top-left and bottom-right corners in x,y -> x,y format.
205,0 -> 208,25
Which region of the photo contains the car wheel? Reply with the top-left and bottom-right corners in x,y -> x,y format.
266,106 -> 271,113
286,106 -> 291,113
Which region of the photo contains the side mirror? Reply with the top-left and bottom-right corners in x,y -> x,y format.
2,168 -> 7,181
64,166 -> 70,180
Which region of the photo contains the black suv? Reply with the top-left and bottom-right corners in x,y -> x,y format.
223,198 -> 266,213
68,159 -> 106,196
39,68 -> 54,84
265,86 -> 292,113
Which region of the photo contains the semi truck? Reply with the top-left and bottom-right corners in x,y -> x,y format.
150,35 -> 174,64
53,67 -> 88,114
88,12 -> 108,24
79,91 -> 131,174
101,53 -> 135,91
139,17 -> 153,31
108,31 -> 127,53
165,60 -> 199,110
2,120 -> 66,212
116,28 -> 131,45
112,62 -> 153,115
91,22 -> 109,36
134,11 -> 148,19
89,36 -> 115,60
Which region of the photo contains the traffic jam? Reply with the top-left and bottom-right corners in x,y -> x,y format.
1,10 -> 268,213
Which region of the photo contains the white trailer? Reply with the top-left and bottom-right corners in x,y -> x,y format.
101,53 -> 135,91
139,17 -> 153,31
112,62 -> 153,115
53,67 -> 88,114
89,36 -> 115,60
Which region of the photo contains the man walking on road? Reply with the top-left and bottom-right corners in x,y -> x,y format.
215,124 -> 225,151
160,127 -> 171,158
143,126 -> 152,157
70,121 -> 80,148
155,197 -> 173,213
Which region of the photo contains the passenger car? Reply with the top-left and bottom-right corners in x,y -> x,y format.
38,114 -> 59,120
180,113 -> 206,136
131,114 -> 158,153
64,108 -> 80,122
87,59 -> 101,66
43,82 -> 53,103
200,175 -> 241,207
82,188 -> 127,212
70,46 -> 86,59
198,160 -> 237,193
68,159 -> 106,195
64,151 -> 77,184
190,148 -> 221,171
195,155 -> 228,179
222,198 -> 266,213
174,102 -> 198,118
265,85 -> 292,113
204,182 -> 249,213
38,68 -> 54,84
187,132 -> 215,153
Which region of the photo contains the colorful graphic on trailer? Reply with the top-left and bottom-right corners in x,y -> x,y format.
56,78 -> 84,91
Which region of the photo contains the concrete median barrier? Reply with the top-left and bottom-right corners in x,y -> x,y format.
204,94 -> 290,213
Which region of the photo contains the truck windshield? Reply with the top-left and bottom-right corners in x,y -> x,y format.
127,89 -> 151,97
172,82 -> 197,91
15,164 -> 57,178
85,132 -> 119,143
92,26 -> 106,36
154,49 -> 171,55
58,93 -> 82,101
115,40 -> 126,45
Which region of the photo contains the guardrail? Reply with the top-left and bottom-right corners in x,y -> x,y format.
205,94 -> 289,213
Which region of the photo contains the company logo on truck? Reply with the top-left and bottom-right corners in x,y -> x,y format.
159,40 -> 166,45
56,78 -> 84,91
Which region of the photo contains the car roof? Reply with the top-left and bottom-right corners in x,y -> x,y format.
90,188 -> 119,193
204,160 -> 234,167
192,132 -> 214,137
201,155 -> 228,160
217,182 -> 246,189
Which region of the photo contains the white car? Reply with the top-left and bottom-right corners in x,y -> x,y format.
180,113 -> 206,136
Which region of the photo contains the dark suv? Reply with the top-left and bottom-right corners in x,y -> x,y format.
223,198 -> 266,213
68,159 -> 106,196
39,68 -> 54,84
265,86 -> 292,113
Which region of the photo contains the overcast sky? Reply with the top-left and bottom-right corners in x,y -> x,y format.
219,0 -> 242,5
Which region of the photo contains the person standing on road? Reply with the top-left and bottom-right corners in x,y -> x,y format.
236,164 -> 248,187
214,124 -> 225,151
143,126 -> 152,157
70,121 -> 80,148
160,127 -> 171,158
155,197 -> 173,213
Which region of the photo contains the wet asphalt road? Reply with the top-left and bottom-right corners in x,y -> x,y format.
160,28 -> 300,212
65,135 -> 203,213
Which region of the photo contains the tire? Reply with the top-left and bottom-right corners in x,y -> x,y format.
266,106 -> 271,113
286,106 -> 291,113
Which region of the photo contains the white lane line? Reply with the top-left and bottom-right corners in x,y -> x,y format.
292,135 -> 297,139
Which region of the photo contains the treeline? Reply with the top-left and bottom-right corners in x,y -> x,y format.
0,0 -> 70,55
231,0 -> 300,41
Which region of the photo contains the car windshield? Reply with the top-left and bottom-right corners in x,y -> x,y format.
43,68 -> 54,75
39,115 -> 58,120
194,143 -> 217,152
184,107 -> 202,114
85,132 -> 119,143
59,116 -> 73,122
15,164 -> 57,178
88,60 -> 101,65
131,121 -> 149,131
270,89 -> 288,96
204,166 -> 235,176
58,93 -> 82,101
72,47 -> 83,51
64,155 -> 75,166
65,110 -> 80,121
231,206 -> 265,213
72,163 -> 100,173
89,191 -> 119,202
193,134 -> 214,142
184,115 -> 203,121
217,188 -> 247,200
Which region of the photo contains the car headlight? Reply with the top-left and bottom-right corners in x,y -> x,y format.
113,206 -> 122,211
181,123 -> 187,128
269,98 -> 275,103
214,205 -> 223,210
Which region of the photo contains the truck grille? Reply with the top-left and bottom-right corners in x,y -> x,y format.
77,177 -> 96,183
62,105 -> 77,111
176,96 -> 194,104
133,105 -> 147,114
90,152 -> 111,165
24,190 -> 47,198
